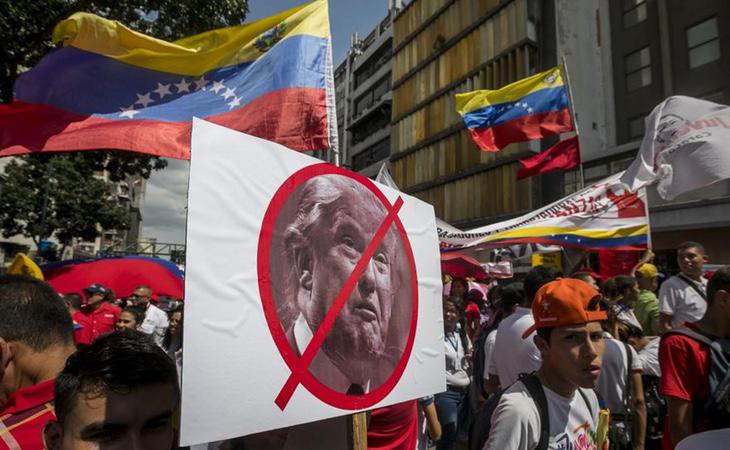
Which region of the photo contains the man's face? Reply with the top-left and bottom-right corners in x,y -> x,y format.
677,246 -> 707,277
538,322 -> 605,389
298,194 -> 397,382
44,383 -> 176,450
85,292 -> 104,307
130,289 -> 150,307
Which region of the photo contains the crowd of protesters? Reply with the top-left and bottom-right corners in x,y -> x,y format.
0,240 -> 728,450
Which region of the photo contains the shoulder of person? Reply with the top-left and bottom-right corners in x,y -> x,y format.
493,382 -> 542,426
659,330 -> 707,356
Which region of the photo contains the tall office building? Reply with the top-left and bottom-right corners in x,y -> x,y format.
335,1 -> 402,176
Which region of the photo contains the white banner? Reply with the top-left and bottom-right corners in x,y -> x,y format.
436,172 -> 649,251
180,120 -> 444,445
621,95 -> 730,200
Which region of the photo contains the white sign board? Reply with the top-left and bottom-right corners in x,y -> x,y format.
180,119 -> 445,445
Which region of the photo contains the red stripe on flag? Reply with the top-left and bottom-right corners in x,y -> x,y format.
0,87 -> 329,159
467,109 -> 573,152
516,135 -> 581,180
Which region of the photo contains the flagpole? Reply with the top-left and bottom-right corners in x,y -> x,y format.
561,54 -> 585,189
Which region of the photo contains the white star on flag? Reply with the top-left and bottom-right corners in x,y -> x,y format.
194,75 -> 210,90
175,79 -> 191,93
135,93 -> 154,108
222,88 -> 236,100
210,81 -> 225,94
228,96 -> 242,109
119,105 -> 139,119
153,83 -> 172,98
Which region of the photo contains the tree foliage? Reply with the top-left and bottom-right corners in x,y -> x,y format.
0,0 -> 248,250
0,0 -> 250,102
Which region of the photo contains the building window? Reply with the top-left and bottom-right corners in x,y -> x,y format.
352,138 -> 390,172
610,156 -> 635,173
628,115 -> 646,140
623,0 -> 647,28
584,164 -> 610,183
625,47 -> 651,91
687,17 -> 720,69
563,170 -> 581,195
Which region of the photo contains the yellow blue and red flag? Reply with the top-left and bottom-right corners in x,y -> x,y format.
0,0 -> 336,160
456,66 -> 573,152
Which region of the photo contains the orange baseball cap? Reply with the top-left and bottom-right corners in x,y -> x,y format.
522,278 -> 607,339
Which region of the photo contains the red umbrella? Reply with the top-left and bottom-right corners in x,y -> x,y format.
42,256 -> 184,300
440,252 -> 487,279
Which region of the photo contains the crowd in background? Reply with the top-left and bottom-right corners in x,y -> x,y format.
0,240 -> 728,450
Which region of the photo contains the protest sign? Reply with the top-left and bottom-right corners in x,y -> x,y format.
180,119 -> 444,445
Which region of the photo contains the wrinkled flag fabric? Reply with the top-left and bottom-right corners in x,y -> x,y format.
620,95 -> 730,200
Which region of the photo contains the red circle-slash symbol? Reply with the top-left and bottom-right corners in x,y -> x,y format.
257,163 -> 419,411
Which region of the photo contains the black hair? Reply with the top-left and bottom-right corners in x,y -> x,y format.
570,272 -> 596,286
450,278 -> 469,297
499,282 -> 525,312
602,275 -> 637,300
536,327 -> 554,343
54,330 -> 179,425
677,241 -> 706,255
0,275 -> 73,350
708,266 -> 730,306
63,293 -> 84,310
443,298 -> 468,352
121,306 -> 146,326
524,265 -> 559,305
163,306 -> 184,351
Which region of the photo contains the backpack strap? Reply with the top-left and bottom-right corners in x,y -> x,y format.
664,326 -> 714,347
622,342 -> 634,416
577,388 -> 594,419
676,273 -> 708,301
521,374 -> 550,450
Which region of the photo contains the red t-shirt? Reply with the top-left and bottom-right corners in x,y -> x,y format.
367,400 -> 418,450
72,310 -> 93,346
658,325 -> 711,450
0,378 -> 56,450
81,302 -> 121,341
464,303 -> 481,340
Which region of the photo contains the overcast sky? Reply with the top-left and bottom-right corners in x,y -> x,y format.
141,0 -> 391,244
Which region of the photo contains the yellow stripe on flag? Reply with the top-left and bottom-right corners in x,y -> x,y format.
52,0 -> 329,76
456,66 -> 565,115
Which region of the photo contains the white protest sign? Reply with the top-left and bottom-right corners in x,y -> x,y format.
180,119 -> 444,445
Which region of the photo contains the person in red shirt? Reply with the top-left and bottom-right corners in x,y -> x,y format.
62,293 -> 92,346
80,284 -> 121,341
0,275 -> 77,450
659,265 -> 730,449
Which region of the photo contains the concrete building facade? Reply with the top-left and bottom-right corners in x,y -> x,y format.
335,1 -> 402,177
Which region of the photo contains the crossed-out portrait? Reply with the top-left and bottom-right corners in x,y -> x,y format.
268,174 -> 413,395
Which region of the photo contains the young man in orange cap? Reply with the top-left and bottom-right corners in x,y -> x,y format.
484,278 -> 606,450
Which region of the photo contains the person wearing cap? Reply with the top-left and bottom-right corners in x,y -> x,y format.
80,284 -> 121,342
634,263 -> 660,336
484,278 -> 606,450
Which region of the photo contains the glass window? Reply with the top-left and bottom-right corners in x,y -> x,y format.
628,115 -> 646,140
625,47 -> 651,91
584,164 -> 609,182
611,156 -> 635,173
687,17 -> 720,69
623,0 -> 647,28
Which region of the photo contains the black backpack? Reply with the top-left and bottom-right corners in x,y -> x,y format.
469,373 -> 594,450
662,326 -> 730,430
471,323 -> 498,399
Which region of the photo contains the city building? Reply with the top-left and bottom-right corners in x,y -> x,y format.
335,0 -> 402,176
391,0 -> 553,229
573,0 -> 730,264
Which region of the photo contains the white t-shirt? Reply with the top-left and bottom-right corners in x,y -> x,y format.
444,330 -> 470,387
659,275 -> 707,327
484,380 -> 600,450
482,329 -> 498,381
139,303 -> 169,346
596,332 -> 642,415
612,303 -> 643,332
637,337 -> 661,378
489,307 -> 542,386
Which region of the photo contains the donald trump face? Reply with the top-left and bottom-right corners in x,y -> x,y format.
282,175 -> 403,388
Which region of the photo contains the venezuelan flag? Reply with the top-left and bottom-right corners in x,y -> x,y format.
456,66 -> 573,152
0,0 -> 336,160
